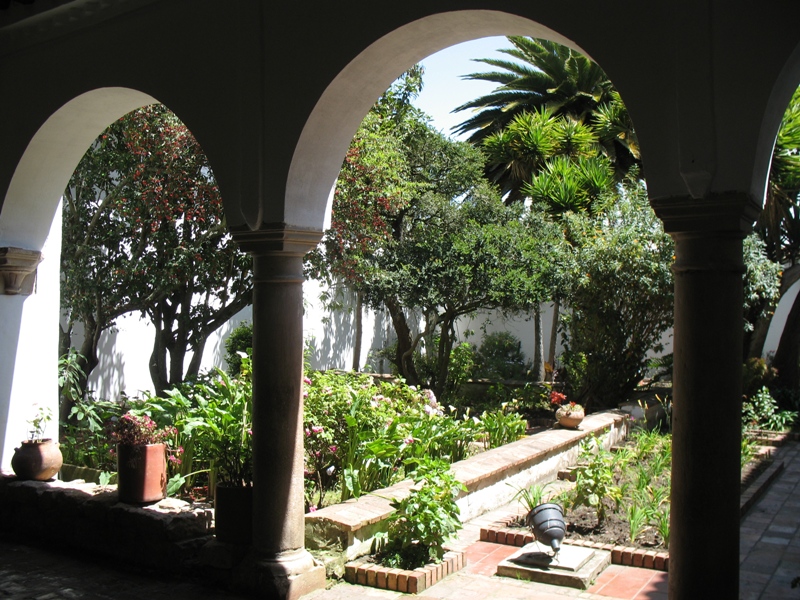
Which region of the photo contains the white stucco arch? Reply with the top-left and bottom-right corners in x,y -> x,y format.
286,10 -> 592,231
0,87 -> 157,470
0,87 -> 158,249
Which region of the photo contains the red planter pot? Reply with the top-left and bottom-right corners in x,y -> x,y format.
11,439 -> 63,481
116,443 -> 167,504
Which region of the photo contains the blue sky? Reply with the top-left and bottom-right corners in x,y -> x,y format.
412,36 -> 511,139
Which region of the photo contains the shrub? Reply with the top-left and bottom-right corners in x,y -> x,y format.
556,179 -> 674,407
742,357 -> 777,400
473,331 -> 530,380
742,386 -> 797,431
479,404 -> 527,449
223,321 -> 253,375
380,458 -> 466,569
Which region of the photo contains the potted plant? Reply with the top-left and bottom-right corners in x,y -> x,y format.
550,391 -> 585,429
112,412 -> 175,504
11,405 -> 63,481
197,356 -> 254,544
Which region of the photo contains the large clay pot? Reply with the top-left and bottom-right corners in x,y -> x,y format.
116,443 -> 167,504
556,407 -> 584,430
11,439 -> 63,481
214,484 -> 253,544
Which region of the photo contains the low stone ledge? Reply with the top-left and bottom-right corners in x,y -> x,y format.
306,410 -> 628,560
0,475 -> 213,571
344,550 -> 465,593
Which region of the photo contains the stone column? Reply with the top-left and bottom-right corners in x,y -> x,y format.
232,225 -> 325,600
653,194 -> 759,600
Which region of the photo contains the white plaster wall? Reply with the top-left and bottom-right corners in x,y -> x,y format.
0,207 -> 61,470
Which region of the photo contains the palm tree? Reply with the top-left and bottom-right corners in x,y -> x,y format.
453,37 -> 639,201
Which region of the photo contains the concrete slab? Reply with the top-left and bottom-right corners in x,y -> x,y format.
496,543 -> 611,589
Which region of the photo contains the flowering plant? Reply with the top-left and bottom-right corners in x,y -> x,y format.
550,391 -> 583,416
112,412 -> 176,446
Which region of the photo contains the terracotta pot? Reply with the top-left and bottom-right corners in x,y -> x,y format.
214,484 -> 253,544
116,443 -> 167,504
11,439 -> 63,481
556,408 -> 584,429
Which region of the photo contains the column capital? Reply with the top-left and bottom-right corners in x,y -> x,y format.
230,222 -> 322,256
650,192 -> 760,236
0,247 -> 42,295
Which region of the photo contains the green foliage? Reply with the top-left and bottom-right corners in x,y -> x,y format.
742,386 -> 798,432
60,397 -> 124,470
447,342 -> 477,396
380,458 -> 466,569
58,348 -> 85,405
742,234 -> 781,333
308,70 -> 556,398
569,438 -> 622,525
454,37 -> 639,202
555,178 -> 674,406
511,481 -> 552,513
742,357 -> 778,400
626,504 -> 649,544
479,405 -> 527,449
224,321 -> 253,375
473,331 -> 530,380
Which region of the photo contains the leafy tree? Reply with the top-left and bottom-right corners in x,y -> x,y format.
554,177 -> 675,406
453,37 -> 640,202
369,183 -> 555,399
61,104 -> 252,402
309,70 -> 503,386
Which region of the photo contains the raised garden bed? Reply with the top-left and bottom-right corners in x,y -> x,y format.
305,410 -> 627,562
478,437 -> 789,572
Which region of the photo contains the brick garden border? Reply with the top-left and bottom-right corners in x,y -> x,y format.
479,446 -> 788,574
479,516 -> 669,572
344,550 -> 465,593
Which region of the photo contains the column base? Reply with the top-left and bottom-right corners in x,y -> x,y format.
233,548 -> 326,599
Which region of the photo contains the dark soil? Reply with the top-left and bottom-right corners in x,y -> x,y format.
508,453 -> 772,552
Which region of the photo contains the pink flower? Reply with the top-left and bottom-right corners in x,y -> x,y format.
328,445 -> 337,453
309,505 -> 317,512
303,377 -> 312,385
311,426 -> 324,434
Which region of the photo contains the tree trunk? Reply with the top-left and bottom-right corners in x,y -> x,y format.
185,336 -> 207,382
149,315 -> 170,396
384,297 -> 420,385
434,316 -> 455,401
352,291 -> 363,371
548,299 -> 561,381
532,304 -> 545,381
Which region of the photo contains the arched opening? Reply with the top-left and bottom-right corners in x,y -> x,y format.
0,88 -> 158,468
284,10 -> 591,232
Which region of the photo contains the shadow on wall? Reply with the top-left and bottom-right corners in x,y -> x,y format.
91,328 -> 127,400
308,290 -> 356,371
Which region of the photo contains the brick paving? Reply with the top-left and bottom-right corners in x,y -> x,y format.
1,441 -> 798,599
